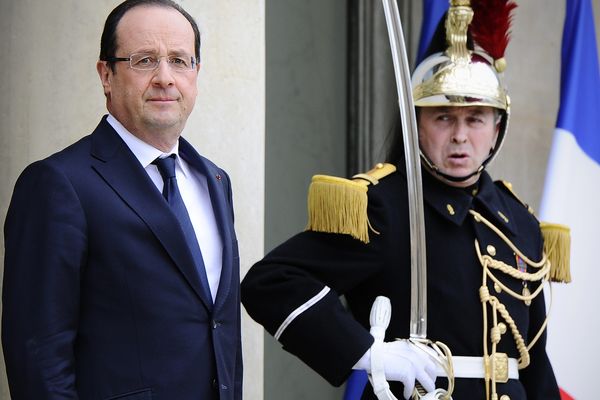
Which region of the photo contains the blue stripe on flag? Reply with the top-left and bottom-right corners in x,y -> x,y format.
556,0 -> 600,163
416,0 -> 449,64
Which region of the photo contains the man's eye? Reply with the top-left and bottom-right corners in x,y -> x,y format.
169,57 -> 189,68
137,56 -> 156,65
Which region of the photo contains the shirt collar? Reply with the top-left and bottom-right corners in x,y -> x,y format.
106,114 -> 189,178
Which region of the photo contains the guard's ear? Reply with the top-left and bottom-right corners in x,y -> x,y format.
492,111 -> 502,146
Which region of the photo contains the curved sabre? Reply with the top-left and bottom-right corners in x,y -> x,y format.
380,0 -> 427,339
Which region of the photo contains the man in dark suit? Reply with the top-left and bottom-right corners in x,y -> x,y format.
2,1 -> 242,399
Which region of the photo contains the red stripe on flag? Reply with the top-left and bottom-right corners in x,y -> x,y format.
560,387 -> 575,400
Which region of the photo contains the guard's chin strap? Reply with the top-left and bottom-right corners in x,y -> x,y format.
420,150 -> 494,184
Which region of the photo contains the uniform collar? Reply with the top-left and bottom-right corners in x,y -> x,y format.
421,168 -> 517,236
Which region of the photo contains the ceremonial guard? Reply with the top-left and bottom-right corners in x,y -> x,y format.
242,1 -> 569,399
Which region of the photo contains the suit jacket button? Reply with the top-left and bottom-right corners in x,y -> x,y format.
212,320 -> 220,329
212,378 -> 218,389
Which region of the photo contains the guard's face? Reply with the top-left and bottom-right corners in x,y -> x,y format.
418,106 -> 500,187
97,5 -> 199,150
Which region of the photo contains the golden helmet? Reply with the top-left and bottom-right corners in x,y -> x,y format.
412,0 -> 517,174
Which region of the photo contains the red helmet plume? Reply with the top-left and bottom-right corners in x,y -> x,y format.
470,0 -> 518,70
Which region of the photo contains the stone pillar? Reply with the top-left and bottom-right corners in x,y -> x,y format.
488,0 -> 563,209
0,1 -> 265,399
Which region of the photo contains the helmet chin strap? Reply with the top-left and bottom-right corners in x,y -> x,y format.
420,151 -> 493,184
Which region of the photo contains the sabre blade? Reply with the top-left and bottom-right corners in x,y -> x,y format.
380,0 -> 428,339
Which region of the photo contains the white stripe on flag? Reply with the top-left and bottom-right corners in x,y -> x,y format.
541,128 -> 600,399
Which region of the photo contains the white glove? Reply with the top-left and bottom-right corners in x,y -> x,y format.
355,296 -> 438,400
354,340 -> 437,399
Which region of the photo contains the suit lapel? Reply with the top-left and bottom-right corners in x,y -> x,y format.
89,117 -> 213,311
180,139 -> 234,312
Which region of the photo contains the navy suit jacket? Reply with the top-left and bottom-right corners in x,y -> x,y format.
2,117 -> 242,400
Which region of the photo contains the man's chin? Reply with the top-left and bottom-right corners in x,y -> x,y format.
436,167 -> 481,187
443,169 -> 469,178
143,115 -> 184,130
441,164 -> 476,178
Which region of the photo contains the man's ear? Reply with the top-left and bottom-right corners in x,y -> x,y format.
97,61 -> 112,98
492,114 -> 502,144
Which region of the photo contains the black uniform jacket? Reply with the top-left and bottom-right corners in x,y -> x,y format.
241,167 -> 560,400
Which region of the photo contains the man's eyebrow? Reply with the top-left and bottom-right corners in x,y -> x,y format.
468,108 -> 488,116
127,48 -> 192,55
127,47 -> 156,54
168,48 -> 193,56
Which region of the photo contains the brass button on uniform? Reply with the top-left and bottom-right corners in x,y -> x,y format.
487,245 -> 497,256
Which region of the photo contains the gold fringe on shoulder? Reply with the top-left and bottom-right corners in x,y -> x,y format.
306,175 -> 370,243
305,163 -> 397,244
540,222 -> 571,283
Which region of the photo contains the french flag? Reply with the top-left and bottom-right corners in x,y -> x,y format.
416,0 -> 449,64
540,0 -> 600,399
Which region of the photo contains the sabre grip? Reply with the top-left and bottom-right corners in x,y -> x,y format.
370,296 -> 392,341
368,296 -> 397,400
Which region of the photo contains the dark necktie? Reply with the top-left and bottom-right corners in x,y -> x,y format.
153,155 -> 213,304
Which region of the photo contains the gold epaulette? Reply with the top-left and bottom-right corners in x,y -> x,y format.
497,180 -> 571,283
306,163 -> 396,243
540,222 -> 571,283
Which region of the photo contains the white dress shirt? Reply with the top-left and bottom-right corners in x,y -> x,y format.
107,114 -> 222,301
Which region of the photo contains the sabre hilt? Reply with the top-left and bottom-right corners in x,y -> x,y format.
368,297 -> 454,400
369,296 -> 397,400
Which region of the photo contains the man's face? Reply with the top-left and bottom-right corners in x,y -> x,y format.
97,5 -> 199,149
418,106 -> 500,187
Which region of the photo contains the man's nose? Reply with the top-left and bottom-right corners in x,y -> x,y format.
151,60 -> 175,87
451,122 -> 468,143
